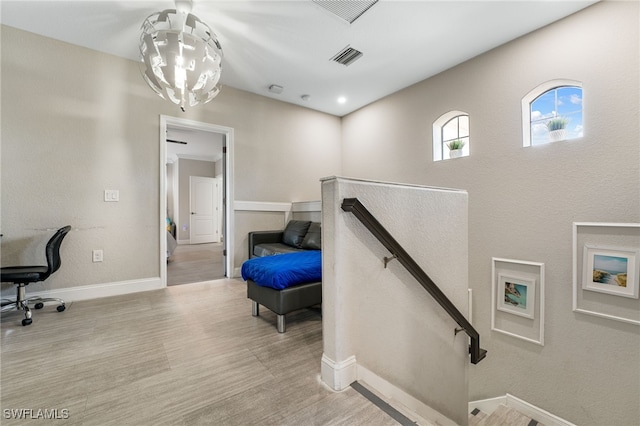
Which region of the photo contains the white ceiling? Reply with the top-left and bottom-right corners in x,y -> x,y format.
1,0 -> 598,118
165,125 -> 224,164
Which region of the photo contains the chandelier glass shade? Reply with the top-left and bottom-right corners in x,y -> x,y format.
139,6 -> 223,111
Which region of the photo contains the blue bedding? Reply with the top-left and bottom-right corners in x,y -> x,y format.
241,251 -> 321,290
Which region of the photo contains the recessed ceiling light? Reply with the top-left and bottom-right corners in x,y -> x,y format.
337,96 -> 347,104
301,94 -> 311,101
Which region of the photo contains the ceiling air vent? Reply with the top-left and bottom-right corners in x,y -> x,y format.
312,0 -> 378,24
331,46 -> 363,66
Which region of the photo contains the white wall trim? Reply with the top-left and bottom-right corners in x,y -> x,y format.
357,364 -> 456,426
233,200 -> 321,213
469,394 -> 576,426
160,115 -> 235,284
18,277 -> 163,303
320,354 -> 357,391
468,395 -> 506,416
234,200 -> 292,212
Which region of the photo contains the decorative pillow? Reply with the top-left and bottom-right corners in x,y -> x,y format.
282,220 -> 312,248
301,222 -> 321,250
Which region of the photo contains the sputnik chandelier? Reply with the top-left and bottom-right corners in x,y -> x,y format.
139,0 -> 223,111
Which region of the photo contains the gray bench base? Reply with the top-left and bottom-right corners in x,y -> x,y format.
247,279 -> 322,333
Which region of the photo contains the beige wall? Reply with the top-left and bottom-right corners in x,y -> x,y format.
341,2 -> 639,425
0,25 -> 342,292
1,2 -> 638,424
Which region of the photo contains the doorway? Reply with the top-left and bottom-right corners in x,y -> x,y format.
160,115 -> 234,287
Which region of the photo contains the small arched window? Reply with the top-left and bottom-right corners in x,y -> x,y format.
522,80 -> 583,147
433,111 -> 469,161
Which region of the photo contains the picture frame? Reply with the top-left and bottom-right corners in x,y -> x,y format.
582,245 -> 639,299
491,258 -> 544,346
497,273 -> 536,319
572,222 -> 640,326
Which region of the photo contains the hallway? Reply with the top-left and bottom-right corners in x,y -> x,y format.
167,242 -> 225,286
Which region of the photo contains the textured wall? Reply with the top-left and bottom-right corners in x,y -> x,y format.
321,177 -> 470,425
0,25 -> 341,291
340,2 -> 639,425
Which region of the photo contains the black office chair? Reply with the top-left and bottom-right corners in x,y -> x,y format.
1,226 -> 71,326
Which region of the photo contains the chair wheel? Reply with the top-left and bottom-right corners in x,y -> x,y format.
35,302 -> 44,309
22,318 -> 32,326
57,305 -> 66,312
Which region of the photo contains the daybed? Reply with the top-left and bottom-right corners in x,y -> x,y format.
243,220 -> 322,332
248,220 -> 321,258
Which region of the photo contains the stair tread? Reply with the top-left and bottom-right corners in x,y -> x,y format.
468,408 -> 488,426
470,404 -> 542,426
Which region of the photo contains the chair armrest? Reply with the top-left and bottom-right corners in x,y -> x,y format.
248,230 -> 284,257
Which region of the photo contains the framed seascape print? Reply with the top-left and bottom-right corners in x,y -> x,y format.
497,274 -> 536,319
491,258 -> 544,345
572,222 -> 640,326
582,245 -> 639,299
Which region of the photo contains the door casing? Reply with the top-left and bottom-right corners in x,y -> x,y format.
160,115 -> 234,285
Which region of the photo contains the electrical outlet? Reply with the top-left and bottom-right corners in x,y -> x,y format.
104,189 -> 119,202
92,249 -> 103,263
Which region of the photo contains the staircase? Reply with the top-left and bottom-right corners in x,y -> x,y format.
469,404 -> 542,426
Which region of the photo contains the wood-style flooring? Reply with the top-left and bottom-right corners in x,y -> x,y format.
167,243 -> 225,286
0,279 -> 401,425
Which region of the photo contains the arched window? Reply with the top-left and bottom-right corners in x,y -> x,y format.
522,80 -> 583,147
433,111 -> 469,161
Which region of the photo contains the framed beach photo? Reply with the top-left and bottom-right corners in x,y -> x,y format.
582,245 -> 639,299
497,273 -> 536,319
492,258 -> 545,344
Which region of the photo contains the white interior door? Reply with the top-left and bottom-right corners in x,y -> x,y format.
190,176 -> 219,244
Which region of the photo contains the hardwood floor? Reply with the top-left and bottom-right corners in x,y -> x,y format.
167,243 -> 225,286
0,279 -> 401,425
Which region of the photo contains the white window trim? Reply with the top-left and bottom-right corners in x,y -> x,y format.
521,79 -> 582,147
433,110 -> 468,161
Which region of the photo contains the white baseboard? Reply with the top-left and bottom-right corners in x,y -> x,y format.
469,394 -> 576,426
357,364 -> 456,426
468,395 -> 506,416
234,200 -> 292,212
320,353 -> 357,391
2,277 -> 164,302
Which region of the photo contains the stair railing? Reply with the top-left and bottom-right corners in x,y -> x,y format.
341,197 -> 487,364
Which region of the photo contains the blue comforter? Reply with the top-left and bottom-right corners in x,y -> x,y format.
241,251 -> 321,290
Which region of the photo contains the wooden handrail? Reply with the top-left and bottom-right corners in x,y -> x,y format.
341,197 -> 486,364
